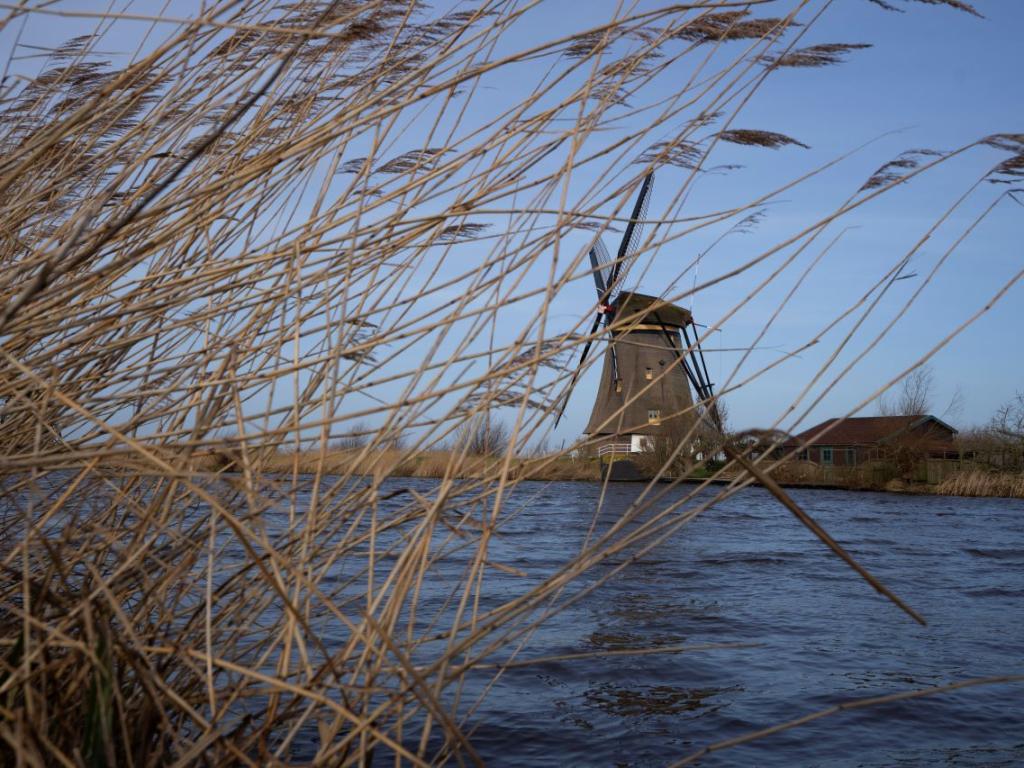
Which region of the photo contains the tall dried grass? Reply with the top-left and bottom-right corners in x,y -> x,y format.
936,470 -> 1024,499
0,0 -> 1017,764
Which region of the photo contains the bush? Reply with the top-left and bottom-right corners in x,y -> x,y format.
453,416 -> 509,456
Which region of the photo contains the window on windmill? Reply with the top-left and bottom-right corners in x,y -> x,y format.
647,409 -> 661,425
614,379 -> 622,393
644,367 -> 653,380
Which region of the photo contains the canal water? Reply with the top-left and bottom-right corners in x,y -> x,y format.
424,482 -> 1024,766
10,476 -> 1022,766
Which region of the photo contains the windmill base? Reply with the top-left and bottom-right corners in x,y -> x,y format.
601,459 -> 647,482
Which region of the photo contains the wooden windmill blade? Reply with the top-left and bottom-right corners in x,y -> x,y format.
657,314 -> 717,427
589,239 -> 613,299
588,247 -> 608,296
553,311 -> 604,428
554,172 -> 655,429
588,239 -> 621,385
554,238 -> 615,428
680,322 -> 715,402
607,171 -> 654,305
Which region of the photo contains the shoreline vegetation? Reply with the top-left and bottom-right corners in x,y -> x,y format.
97,447 -> 1024,498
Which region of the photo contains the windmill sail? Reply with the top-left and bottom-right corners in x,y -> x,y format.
680,323 -> 715,402
554,173 -> 655,427
589,239 -> 612,297
608,172 -> 653,305
656,315 -> 714,404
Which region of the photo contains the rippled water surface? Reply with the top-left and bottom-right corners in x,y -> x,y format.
423,483 -> 1023,767
16,477 -> 1022,766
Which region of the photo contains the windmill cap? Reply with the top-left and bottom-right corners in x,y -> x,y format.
613,292 -> 693,328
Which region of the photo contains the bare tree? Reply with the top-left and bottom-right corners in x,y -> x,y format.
942,385 -> 966,423
954,394 -> 1024,472
711,398 -> 732,437
331,421 -> 369,450
990,392 -> 1024,445
878,366 -> 934,416
454,416 -> 509,456
642,399 -> 730,476
525,435 -> 551,458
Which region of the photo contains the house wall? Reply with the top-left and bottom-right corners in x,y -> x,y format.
783,418 -> 958,467
799,445 -> 864,467
901,421 -> 957,454
630,434 -> 654,453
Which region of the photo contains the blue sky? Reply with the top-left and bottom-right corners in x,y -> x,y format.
549,0 -> 1024,435
717,0 -> 1023,431
2,0 -> 1020,444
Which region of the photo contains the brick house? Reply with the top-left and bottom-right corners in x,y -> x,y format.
779,415 -> 958,467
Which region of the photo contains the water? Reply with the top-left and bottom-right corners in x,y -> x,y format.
439,483 -> 1024,767
9,477 -> 1022,765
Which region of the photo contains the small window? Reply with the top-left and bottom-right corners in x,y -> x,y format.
614,379 -> 622,393
644,367 -> 653,380
647,409 -> 661,425
798,449 -> 808,461
821,447 -> 833,465
846,447 -> 857,466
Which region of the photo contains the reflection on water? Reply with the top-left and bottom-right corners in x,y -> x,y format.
583,683 -> 734,718
963,546 -> 1024,560
586,631 -> 687,650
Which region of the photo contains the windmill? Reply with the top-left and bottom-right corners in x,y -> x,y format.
556,172 -> 715,458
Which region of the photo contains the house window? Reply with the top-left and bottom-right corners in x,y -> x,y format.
647,409 -> 661,425
821,447 -> 833,465
644,367 -> 653,380
846,447 -> 857,466
798,449 -> 808,461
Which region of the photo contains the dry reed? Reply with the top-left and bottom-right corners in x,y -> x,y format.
0,0 -> 1016,764
936,470 -> 1024,499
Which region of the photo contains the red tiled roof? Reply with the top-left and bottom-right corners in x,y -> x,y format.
783,415 -> 957,449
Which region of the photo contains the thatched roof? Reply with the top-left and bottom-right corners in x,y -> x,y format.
612,292 -> 692,329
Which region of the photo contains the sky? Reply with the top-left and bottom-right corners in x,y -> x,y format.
497,0 -> 1024,436
2,0 -> 1021,445
715,0 -> 1024,432
555,0 -> 1024,435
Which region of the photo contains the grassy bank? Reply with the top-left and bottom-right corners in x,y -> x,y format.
101,446 -> 604,482
260,447 -> 603,482
105,449 -> 1024,499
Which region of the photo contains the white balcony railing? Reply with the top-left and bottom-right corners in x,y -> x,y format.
597,442 -> 635,457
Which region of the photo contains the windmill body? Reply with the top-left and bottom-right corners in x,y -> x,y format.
556,172 -> 715,461
583,292 -> 698,453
